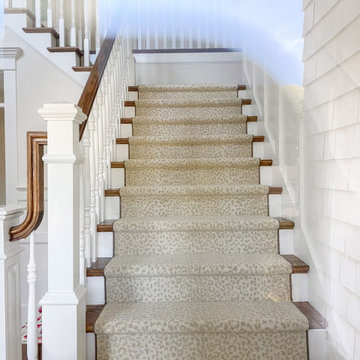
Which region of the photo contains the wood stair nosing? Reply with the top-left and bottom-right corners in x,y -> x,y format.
72,66 -> 93,72
120,116 -> 258,124
47,46 -> 83,57
105,189 -> 120,197
124,100 -> 252,107
116,136 -> 264,143
23,27 -> 59,39
127,85 -> 247,92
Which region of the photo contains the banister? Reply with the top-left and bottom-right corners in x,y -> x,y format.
78,35 -> 117,140
9,132 -> 47,241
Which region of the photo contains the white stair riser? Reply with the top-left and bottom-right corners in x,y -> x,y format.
86,334 -> 96,360
269,194 -> 282,217
110,168 -> 125,188
97,232 -> 113,258
115,229 -> 279,255
24,32 -> 57,49
308,330 -> 327,360
125,106 -> 135,118
128,91 -> 138,101
106,274 -> 291,302
87,277 -> 106,305
291,274 -> 308,302
4,13 -> 33,28
279,230 -> 295,255
48,51 -> 80,67
120,124 -> 133,138
126,167 -> 259,186
96,332 -> 307,360
121,194 -> 268,217
105,197 -> 120,220
116,144 -> 129,161
129,143 -> 252,159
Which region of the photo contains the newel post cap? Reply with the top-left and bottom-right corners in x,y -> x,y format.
38,103 -> 87,125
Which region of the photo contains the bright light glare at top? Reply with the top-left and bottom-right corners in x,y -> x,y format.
100,0 -> 304,84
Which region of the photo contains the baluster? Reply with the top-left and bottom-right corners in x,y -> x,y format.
103,69 -> 112,188
171,1 -> 176,49
92,104 -> 101,223
77,0 -> 83,50
47,0 -> 53,28
97,90 -> 105,222
83,0 -> 90,66
70,0 -> 77,47
88,111 -> 98,263
59,0 -> 65,47
34,0 -> 41,27
196,0 -> 201,48
27,232 -> 38,360
95,0 -> 101,53
82,127 -> 92,265
79,146 -> 86,285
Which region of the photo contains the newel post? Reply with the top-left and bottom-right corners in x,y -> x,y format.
0,206 -> 24,360
39,104 -> 87,360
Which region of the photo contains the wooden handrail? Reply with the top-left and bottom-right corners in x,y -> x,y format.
9,132 -> 47,241
78,35 -> 116,140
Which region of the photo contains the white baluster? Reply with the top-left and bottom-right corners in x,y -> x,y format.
59,0 -> 65,47
95,0 -> 101,53
35,0 -> 41,27
77,0 -> 83,50
70,0 -> 77,47
88,112 -> 98,263
79,152 -> 86,286
27,232 -> 38,360
47,0 -> 53,28
83,0 -> 90,66
96,91 -> 105,223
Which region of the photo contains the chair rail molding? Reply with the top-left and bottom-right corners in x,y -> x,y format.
0,206 -> 25,360
39,103 -> 87,360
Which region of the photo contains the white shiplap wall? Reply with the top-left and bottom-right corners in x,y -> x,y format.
303,0 -> 360,358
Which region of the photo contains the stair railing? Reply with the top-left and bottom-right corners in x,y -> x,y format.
3,0 -> 111,66
35,23 -> 130,358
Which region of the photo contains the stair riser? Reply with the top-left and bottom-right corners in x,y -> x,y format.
114,230 -> 278,255
106,274 -> 290,302
96,332 -> 307,360
138,91 -> 237,100
136,107 -> 242,117
133,123 -> 247,137
120,195 -> 268,217
125,167 -> 259,186
129,144 -> 252,159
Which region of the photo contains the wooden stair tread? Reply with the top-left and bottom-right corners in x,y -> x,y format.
247,116 -> 257,122
86,305 -> 105,333
128,85 -> 247,92
72,66 -> 93,72
97,220 -> 116,232
282,255 -> 310,274
293,302 -> 327,329
276,217 -> 295,229
105,189 -> 120,197
112,160 -> 272,167
111,161 -> 125,168
47,47 -> 82,57
87,258 -> 112,277
124,100 -> 252,107
253,136 -> 265,142
116,138 -> 130,145
23,27 -> 59,38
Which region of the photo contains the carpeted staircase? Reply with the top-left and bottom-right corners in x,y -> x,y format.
95,85 -> 309,359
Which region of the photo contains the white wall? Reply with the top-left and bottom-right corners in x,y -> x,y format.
303,0 -> 360,358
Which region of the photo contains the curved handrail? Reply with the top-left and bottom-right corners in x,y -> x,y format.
9,132 -> 47,241
78,36 -> 116,140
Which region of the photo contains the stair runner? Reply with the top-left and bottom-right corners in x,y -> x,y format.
95,84 -> 309,359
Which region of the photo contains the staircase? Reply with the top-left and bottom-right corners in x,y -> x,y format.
91,85 -> 310,359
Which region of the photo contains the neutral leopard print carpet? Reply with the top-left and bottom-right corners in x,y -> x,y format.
95,84 -> 309,359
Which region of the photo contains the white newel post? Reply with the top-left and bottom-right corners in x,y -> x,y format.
0,206 -> 24,360
39,104 -> 87,360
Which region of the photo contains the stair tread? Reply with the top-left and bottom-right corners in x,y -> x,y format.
97,220 -> 116,232
120,184 -> 270,196
105,253 -> 292,277
87,258 -> 112,276
114,215 -> 280,232
132,114 -> 247,124
135,98 -> 243,108
138,84 -> 239,92
282,255 -> 310,273
94,300 -> 309,334
125,157 -> 260,169
293,302 -> 327,329
129,134 -> 253,144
